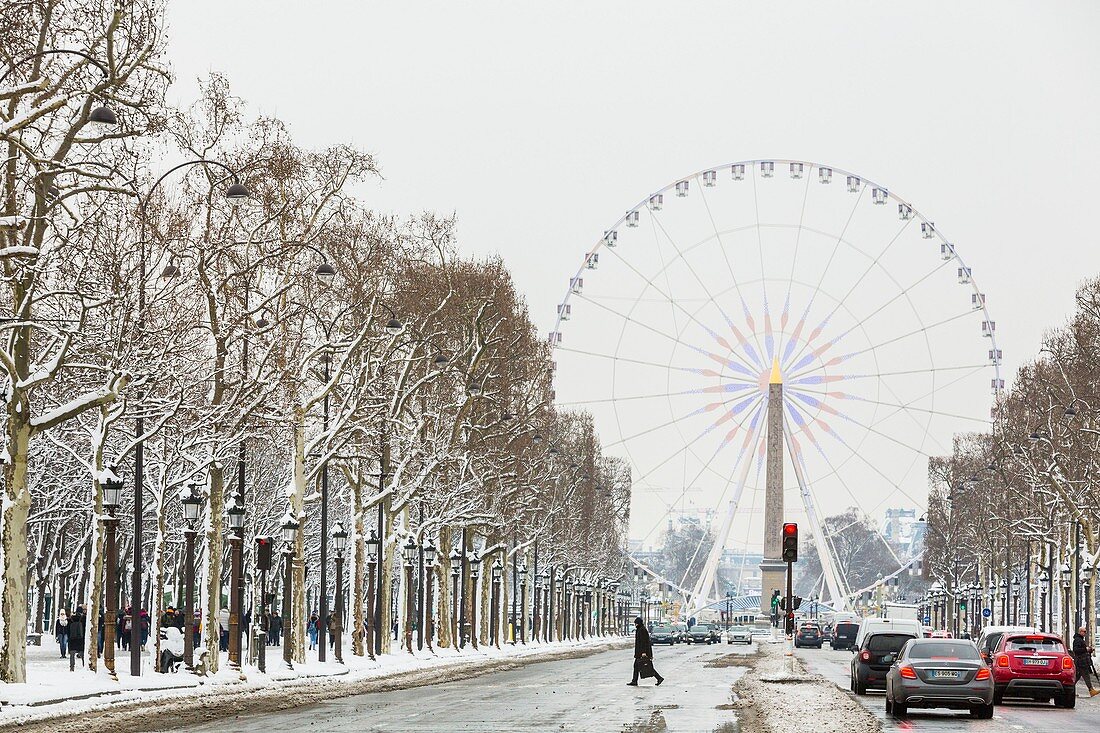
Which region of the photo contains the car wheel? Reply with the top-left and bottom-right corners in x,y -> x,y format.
885,693 -> 893,714
855,679 -> 867,695
993,691 -> 1004,705
893,700 -> 907,717
970,703 -> 994,719
1057,691 -> 1076,709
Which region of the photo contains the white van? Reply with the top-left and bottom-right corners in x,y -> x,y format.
853,617 -> 923,649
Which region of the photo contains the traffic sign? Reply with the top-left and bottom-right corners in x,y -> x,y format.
982,608 -> 992,618
923,615 -> 931,624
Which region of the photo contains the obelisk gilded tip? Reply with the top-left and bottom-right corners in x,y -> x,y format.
769,357 -> 782,385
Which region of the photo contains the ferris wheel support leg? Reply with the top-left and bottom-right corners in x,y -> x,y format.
686,432 -> 761,617
783,428 -> 848,612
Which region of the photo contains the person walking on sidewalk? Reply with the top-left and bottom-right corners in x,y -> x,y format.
54,609 -> 69,658
307,613 -> 319,650
628,616 -> 664,686
66,606 -> 86,671
1072,627 -> 1099,697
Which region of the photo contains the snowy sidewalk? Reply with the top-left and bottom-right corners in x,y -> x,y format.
0,635 -> 628,730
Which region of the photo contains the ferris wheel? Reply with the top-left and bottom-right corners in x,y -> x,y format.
548,159 -> 1003,610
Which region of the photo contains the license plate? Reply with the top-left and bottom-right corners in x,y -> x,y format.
1023,658 -> 1049,666
931,670 -> 961,679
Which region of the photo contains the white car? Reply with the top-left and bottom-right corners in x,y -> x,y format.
726,625 -> 752,644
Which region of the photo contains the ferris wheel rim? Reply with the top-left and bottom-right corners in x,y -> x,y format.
549,158 -> 1003,399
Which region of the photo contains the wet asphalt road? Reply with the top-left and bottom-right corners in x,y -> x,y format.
182,642 -> 749,732
795,644 -> 1100,732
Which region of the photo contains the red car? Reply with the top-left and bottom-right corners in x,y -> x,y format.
991,632 -> 1076,708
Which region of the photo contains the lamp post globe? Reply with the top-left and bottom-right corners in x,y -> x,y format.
88,104 -> 118,127
225,181 -> 250,206
315,261 -> 337,280
385,318 -> 403,335
424,536 -> 438,567
403,535 -> 418,566
332,521 -> 348,554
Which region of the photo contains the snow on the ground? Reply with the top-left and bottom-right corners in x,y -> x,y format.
0,635 -> 627,729
733,640 -> 881,733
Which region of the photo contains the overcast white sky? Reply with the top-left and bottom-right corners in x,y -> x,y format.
167,2 -> 1100,546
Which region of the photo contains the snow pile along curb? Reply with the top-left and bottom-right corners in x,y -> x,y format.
0,636 -> 629,733
733,643 -> 881,733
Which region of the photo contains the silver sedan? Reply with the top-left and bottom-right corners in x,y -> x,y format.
885,638 -> 994,719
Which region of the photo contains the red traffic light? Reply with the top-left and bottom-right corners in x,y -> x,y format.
783,522 -> 798,536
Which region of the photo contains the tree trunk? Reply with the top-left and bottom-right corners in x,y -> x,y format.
203,466 -> 226,674
0,420 -> 32,682
437,526 -> 453,649
290,405 -> 307,664
350,477 -> 365,657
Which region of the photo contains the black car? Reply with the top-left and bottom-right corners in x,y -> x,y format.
851,631 -> 918,694
794,623 -> 822,649
831,621 -> 859,651
687,624 -> 716,644
651,625 -> 677,645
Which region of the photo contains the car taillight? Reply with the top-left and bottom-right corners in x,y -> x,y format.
996,655 -> 1009,668
975,667 -> 990,680
1062,656 -> 1075,670
899,665 -> 917,679
860,650 -> 871,662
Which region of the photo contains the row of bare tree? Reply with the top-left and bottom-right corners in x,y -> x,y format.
1,1 -> 629,682
924,277 -> 1100,638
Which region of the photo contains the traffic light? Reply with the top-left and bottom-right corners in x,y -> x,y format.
256,535 -> 274,571
782,522 -> 798,562
792,595 -> 803,611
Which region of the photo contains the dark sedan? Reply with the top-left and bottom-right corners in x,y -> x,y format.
686,624 -> 716,644
885,638 -> 994,719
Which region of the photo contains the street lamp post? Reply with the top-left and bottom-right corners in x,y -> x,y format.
225,493 -> 246,671
563,578 -> 572,641
533,570 -> 544,643
1038,570 -> 1049,633
1083,556 -> 1094,647
1012,574 -> 1021,627
469,552 -> 481,649
332,522 -> 348,664
102,475 -> 123,678
403,536 -> 417,654
179,483 -> 203,671
365,529 -> 378,661
491,560 -> 503,647
519,561 -> 528,644
987,579 -> 996,626
423,537 -> 437,652
281,514 -> 299,670
449,548 -> 461,649
1061,560 -> 1072,645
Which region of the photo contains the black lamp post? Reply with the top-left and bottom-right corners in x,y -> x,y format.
1039,570 -> 1049,633
180,483 -> 203,671
449,548 -> 461,649
563,577 -> 572,641
131,159 -> 250,677
469,551 -> 482,649
534,569 -> 545,643
1083,556 -> 1094,647
281,513 -> 299,669
403,535 -> 417,654
986,580 -> 996,626
332,522 -> 348,664
491,559 -> 504,647
1061,560 -> 1072,644
584,585 -> 594,638
518,561 -> 528,644
423,537 -> 437,652
1011,574 -> 1021,626
226,492 -> 246,671
102,474 -> 123,679
364,528 -> 379,661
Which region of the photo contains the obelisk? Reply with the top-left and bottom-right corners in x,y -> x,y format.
759,357 -> 786,616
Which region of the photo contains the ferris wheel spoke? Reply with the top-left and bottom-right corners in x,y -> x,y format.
786,384 -> 990,424
787,305 -> 979,383
605,390 -> 761,450
785,392 -> 935,461
698,180 -> 770,366
597,247 -> 761,374
776,175 -> 813,358
786,426 -> 907,568
633,398 -> 766,546
554,345 -> 749,377
781,217 -> 915,370
803,180 -> 869,317
750,165 -> 777,361
791,363 -> 988,384
557,382 -> 756,408
576,291 -> 759,376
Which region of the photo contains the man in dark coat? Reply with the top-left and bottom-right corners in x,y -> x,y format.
628,616 -> 664,686
66,606 -> 87,671
1072,627 -> 1099,696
